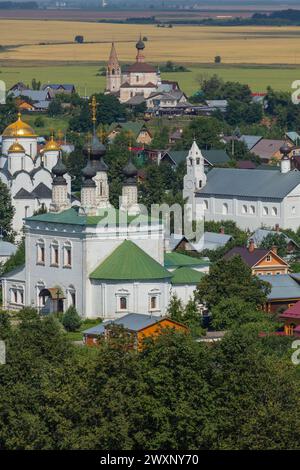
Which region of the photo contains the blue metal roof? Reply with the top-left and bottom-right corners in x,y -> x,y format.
259,274 -> 300,300
197,168 -> 300,199
83,313 -> 163,335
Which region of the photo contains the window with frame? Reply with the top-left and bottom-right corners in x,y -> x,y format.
63,242 -> 72,268
51,241 -> 59,266
222,203 -> 228,215
272,207 -> 278,216
120,297 -> 127,310
266,255 -> 271,262
37,239 -> 45,265
263,206 -> 268,216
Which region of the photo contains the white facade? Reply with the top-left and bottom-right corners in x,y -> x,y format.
183,141 -> 300,231
0,116 -> 72,235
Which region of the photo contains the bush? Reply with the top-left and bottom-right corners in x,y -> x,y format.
62,306 -> 82,332
34,116 -> 45,128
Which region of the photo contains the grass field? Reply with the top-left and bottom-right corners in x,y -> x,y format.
0,21 -> 300,64
1,63 -> 299,96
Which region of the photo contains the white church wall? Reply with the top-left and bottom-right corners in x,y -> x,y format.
172,284 -> 197,306
2,137 -> 37,159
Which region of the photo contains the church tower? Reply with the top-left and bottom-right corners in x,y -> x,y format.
120,156 -> 140,215
106,42 -> 121,93
49,154 -> 71,213
183,140 -> 207,218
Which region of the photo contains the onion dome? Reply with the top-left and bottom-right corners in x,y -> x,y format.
280,143 -> 291,158
3,112 -> 37,138
8,141 -> 25,154
136,36 -> 145,50
123,157 -> 138,185
43,135 -> 61,152
52,156 -> 67,185
84,133 -> 108,172
82,160 -> 96,187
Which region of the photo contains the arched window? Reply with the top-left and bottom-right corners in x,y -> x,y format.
222,203 -> 228,215
250,205 -> 255,214
196,158 -> 200,165
63,241 -> 72,268
37,239 -> 45,265
50,240 -> 59,266
199,180 -> 202,188
242,205 -> 247,214
272,207 -> 278,216
112,68 -> 115,75
203,200 -> 208,210
150,296 -> 157,310
263,206 -> 268,216
136,75 -> 139,83
67,285 -> 76,307
292,206 -> 296,215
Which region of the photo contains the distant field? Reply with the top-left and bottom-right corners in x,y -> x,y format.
0,63 -> 299,96
0,21 -> 300,64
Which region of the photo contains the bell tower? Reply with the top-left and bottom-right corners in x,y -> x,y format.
106,42 -> 121,93
183,140 -> 207,218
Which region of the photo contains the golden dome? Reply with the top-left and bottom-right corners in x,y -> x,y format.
3,112 -> 37,138
43,135 -> 61,152
8,141 -> 25,154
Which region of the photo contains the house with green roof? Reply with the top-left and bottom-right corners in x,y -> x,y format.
160,148 -> 230,168
107,121 -> 152,145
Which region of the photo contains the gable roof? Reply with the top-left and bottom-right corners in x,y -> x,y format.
31,183 -> 52,199
90,240 -> 171,281
164,251 -> 209,268
239,135 -> 262,150
258,274 -> 300,300
279,300 -> 300,319
224,246 -> 269,267
42,84 -> 75,91
224,246 -> 288,268
286,131 -> 300,145
171,267 -> 204,285
161,149 -> 229,166
249,228 -> 300,249
83,313 -> 186,336
196,168 -> 300,199
109,121 -> 149,138
251,139 -> 287,160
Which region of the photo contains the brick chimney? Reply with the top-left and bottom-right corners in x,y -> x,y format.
248,238 -> 255,253
220,226 -> 225,234
274,224 -> 280,233
271,245 -> 278,255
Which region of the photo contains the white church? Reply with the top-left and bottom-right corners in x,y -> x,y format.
1,135 -> 206,319
0,113 -> 72,234
183,140 -> 300,231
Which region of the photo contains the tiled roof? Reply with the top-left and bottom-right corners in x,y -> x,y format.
196,168 -> 300,199
90,240 -> 171,281
171,267 -> 204,285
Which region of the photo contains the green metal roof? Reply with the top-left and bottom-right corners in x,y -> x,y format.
162,149 -> 229,166
171,267 -> 205,285
25,207 -> 158,227
164,252 -> 209,268
90,240 -> 172,281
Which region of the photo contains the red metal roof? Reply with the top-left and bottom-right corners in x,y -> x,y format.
279,300 -> 300,319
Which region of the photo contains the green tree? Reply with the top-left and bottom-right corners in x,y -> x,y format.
48,99 -> 63,117
1,238 -> 25,276
211,296 -> 263,330
260,232 -> 288,257
62,306 -> 82,332
196,255 -> 271,309
0,180 -> 15,241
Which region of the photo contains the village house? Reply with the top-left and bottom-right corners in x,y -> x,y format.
259,273 -> 300,314
107,121 -> 152,145
250,138 -> 293,164
83,313 -> 188,350
224,241 -> 289,276
248,226 -> 300,254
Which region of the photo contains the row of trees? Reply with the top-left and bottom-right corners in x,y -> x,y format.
0,303 -> 297,450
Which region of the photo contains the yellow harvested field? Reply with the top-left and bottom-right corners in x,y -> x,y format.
1,20 -> 300,64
